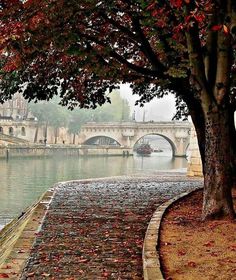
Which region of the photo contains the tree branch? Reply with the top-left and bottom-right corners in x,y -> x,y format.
130,15 -> 166,73
185,21 -> 211,111
78,31 -> 162,78
204,12 -> 218,86
214,0 -> 232,105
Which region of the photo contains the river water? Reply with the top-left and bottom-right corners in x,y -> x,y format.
0,150 -> 188,229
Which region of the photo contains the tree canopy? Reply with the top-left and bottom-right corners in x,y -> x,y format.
29,91 -> 130,133
1,1 -> 235,111
1,0 -> 236,220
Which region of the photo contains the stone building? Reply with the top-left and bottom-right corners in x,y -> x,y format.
0,94 -> 76,145
0,93 -> 29,120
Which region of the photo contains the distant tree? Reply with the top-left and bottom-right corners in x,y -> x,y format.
1,0 -> 236,220
67,91 -> 130,142
92,91 -> 130,122
29,101 -> 69,143
30,91 -> 130,143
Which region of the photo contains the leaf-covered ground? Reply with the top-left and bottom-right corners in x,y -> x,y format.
160,189 -> 236,280
19,175 -> 201,279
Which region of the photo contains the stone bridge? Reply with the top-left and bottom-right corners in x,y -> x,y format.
78,121 -> 192,157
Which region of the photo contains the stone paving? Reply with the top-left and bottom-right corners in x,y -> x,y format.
19,174 -> 202,280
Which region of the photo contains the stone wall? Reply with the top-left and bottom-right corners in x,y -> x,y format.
79,146 -> 133,156
0,145 -> 133,159
0,146 -> 80,159
0,120 -> 78,145
187,128 -> 203,177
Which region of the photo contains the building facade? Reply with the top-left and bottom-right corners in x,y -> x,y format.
0,93 -> 29,120
0,94 -> 76,145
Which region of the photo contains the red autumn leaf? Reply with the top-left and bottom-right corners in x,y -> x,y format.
211,25 -> 222,31
194,13 -> 205,23
0,273 -> 9,278
171,0 -> 183,8
102,271 -> 109,277
203,241 -> 215,247
187,261 -> 197,267
1,265 -> 12,269
147,3 -> 155,11
177,250 -> 187,256
151,10 -> 159,17
28,12 -> 46,31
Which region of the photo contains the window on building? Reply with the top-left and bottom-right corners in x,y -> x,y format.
21,127 -> 26,136
9,127 -> 14,136
0,127 -> 3,133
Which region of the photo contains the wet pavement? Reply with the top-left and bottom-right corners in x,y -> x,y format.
20,174 -> 202,279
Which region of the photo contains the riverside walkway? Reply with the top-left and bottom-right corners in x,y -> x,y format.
7,174 -> 202,279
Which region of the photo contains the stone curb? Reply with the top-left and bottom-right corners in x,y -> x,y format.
142,188 -> 202,280
0,189 -> 54,279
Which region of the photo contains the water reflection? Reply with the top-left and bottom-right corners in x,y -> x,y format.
0,152 -> 187,228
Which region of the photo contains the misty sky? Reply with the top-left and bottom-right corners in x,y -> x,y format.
120,84 -> 176,122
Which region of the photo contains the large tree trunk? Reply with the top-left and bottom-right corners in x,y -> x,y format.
202,109 -> 235,220
229,108 -> 236,184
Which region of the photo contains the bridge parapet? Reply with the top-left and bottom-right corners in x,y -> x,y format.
79,121 -> 192,157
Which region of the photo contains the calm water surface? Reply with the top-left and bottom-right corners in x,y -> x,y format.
0,150 -> 188,228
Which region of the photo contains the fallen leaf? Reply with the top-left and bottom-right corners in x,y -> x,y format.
210,252 -> 218,257
0,273 -> 9,278
187,261 -> 197,268
203,241 -> 214,247
177,250 -> 186,256
17,250 -> 25,254
41,272 -> 50,277
1,265 -> 12,269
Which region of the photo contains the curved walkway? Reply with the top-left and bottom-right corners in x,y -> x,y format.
20,174 -> 202,279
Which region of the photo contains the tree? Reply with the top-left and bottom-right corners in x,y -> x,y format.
92,91 -> 130,122
30,91 -> 130,143
0,0 -> 236,220
67,91 -> 130,138
29,100 -> 69,143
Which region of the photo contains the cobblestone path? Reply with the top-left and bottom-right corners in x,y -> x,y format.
20,174 -> 202,280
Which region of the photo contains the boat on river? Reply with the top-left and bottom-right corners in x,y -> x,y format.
136,143 -> 153,155
153,148 -> 163,153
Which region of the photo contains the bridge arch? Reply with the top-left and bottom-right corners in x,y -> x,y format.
83,135 -> 121,146
133,133 -> 177,156
78,121 -> 191,157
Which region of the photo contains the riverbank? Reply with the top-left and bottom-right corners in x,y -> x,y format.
0,189 -> 53,279
0,174 -> 201,279
0,144 -> 133,159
